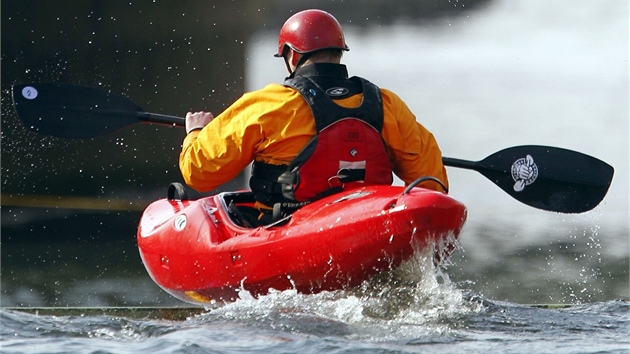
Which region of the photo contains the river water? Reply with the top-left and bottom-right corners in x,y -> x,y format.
1,0 -> 628,353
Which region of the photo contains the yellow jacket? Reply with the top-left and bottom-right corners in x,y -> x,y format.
180,79 -> 448,193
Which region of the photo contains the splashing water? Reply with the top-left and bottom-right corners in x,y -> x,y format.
198,246 -> 482,341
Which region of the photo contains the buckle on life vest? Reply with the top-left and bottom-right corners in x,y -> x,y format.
328,169 -> 349,188
329,168 -> 366,188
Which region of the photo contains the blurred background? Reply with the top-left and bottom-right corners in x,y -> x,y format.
1,0 -> 627,306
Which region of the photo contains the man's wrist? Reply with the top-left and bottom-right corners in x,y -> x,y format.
186,126 -> 204,134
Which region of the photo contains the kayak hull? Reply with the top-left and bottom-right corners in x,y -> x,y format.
137,185 -> 467,305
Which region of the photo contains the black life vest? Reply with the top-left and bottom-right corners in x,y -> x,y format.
250,76 -> 393,205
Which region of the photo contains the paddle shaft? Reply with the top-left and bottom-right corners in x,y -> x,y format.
94,109 -> 490,173
139,112 -> 185,126
442,157 -> 477,170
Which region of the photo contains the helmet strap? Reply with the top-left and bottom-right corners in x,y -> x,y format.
283,49 -> 313,77
283,56 -> 294,76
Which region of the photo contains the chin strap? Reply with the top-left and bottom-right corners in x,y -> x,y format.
283,52 -> 312,78
283,56 -> 293,76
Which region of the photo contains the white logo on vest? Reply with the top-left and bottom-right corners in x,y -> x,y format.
326,87 -> 349,97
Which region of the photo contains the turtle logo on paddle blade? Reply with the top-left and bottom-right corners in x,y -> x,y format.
511,155 -> 538,192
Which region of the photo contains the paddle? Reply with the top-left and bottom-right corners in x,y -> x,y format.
11,82 -> 614,213
12,82 -> 184,138
443,147 -> 613,214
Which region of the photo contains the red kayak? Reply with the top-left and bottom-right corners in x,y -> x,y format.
137,181 -> 467,305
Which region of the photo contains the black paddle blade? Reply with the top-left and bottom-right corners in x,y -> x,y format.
463,145 -> 613,213
12,83 -> 144,138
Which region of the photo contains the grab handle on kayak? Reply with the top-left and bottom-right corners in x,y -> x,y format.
167,182 -> 189,201
403,176 -> 448,194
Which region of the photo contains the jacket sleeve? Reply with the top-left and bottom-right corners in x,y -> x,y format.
380,89 -> 449,191
178,83 -> 310,192
179,95 -> 262,192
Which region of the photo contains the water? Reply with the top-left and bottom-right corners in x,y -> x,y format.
1,275 -> 628,353
2,0 -> 629,352
2,252 -> 628,353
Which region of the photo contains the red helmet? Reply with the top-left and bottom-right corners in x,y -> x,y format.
274,9 -> 349,57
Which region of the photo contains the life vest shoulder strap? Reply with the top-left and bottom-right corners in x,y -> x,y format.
282,76 -> 384,132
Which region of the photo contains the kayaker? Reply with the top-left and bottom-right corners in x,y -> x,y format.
179,9 -> 448,224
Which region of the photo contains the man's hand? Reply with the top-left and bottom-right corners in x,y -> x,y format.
185,111 -> 214,134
